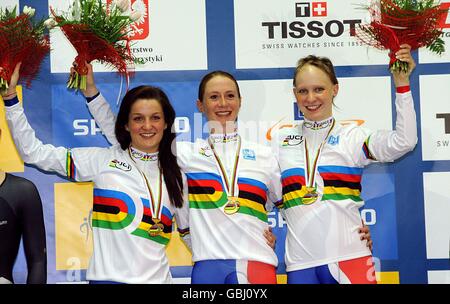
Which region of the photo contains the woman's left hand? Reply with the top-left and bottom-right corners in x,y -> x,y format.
359,225 -> 373,253
264,227 -> 277,250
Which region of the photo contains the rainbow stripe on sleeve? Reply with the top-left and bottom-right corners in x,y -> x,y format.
362,136 -> 377,160
66,149 -> 76,180
177,227 -> 190,238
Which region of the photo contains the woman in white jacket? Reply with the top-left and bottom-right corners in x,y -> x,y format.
273,44 -> 417,284
1,63 -> 190,284
80,67 -> 373,284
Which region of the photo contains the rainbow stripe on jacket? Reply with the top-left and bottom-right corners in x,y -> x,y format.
187,172 -> 269,222
93,188 -> 174,246
131,197 -> 174,245
281,165 -> 363,209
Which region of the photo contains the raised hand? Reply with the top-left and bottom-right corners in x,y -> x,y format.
392,44 -> 416,88
71,61 -> 98,98
1,62 -> 21,100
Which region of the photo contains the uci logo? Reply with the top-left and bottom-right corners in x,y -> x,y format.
109,160 -> 132,171
283,135 -> 304,146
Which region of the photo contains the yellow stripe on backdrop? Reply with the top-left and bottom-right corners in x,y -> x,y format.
0,86 -> 24,172
55,182 -> 94,270
275,271 -> 400,284
55,182 -> 193,271
376,271 -> 400,284
166,222 -> 193,266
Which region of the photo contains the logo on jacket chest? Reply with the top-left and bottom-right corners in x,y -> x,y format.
109,159 -> 132,171
327,135 -> 340,145
199,146 -> 213,157
242,149 -> 256,160
282,134 -> 304,146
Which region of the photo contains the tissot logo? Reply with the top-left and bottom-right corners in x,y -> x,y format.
436,113 -> 450,134
438,2 -> 450,28
296,3 -> 311,17
262,1 -> 361,39
296,2 -> 328,18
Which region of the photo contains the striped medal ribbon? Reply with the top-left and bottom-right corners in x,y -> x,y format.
208,135 -> 242,215
302,119 -> 335,205
128,148 -> 164,236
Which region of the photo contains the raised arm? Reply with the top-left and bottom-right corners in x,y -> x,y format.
352,44 -> 418,165
1,63 -> 103,181
79,63 -> 118,146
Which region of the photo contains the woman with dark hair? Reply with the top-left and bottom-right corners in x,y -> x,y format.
274,45 -> 417,284
1,63 -> 189,284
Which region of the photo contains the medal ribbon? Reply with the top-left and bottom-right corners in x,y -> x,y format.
128,148 -> 162,220
208,135 -> 241,198
303,119 -> 336,191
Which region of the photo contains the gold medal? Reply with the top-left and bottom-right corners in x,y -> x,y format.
208,135 -> 242,216
148,218 -> 164,237
302,119 -> 335,206
302,187 -> 318,205
224,196 -> 240,215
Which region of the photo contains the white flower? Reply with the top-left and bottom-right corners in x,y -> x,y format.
71,0 -> 81,21
44,18 -> 57,29
114,0 -> 130,13
130,11 -> 142,22
23,5 -> 35,17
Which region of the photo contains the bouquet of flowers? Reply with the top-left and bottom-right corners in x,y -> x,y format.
355,0 -> 448,72
50,0 -> 137,90
0,6 -> 50,93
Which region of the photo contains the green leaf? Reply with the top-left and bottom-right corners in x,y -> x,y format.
427,37 -> 446,55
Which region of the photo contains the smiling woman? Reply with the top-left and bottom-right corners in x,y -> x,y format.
125,99 -> 166,154
115,89 -> 168,154
292,56 -> 338,122
274,45 -> 418,284
196,71 -> 242,134
1,64 -> 190,284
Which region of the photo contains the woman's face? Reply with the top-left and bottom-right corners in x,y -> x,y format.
197,75 -> 241,133
126,98 -> 167,153
293,64 -> 338,121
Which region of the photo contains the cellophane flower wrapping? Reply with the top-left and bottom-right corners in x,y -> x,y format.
355,0 -> 448,72
0,7 -> 50,93
51,0 -> 136,90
